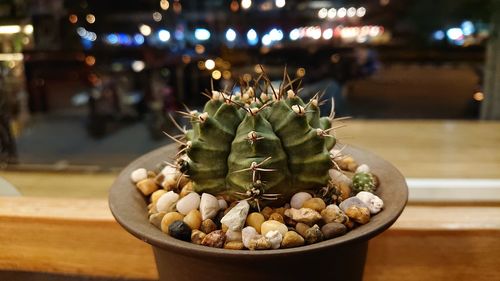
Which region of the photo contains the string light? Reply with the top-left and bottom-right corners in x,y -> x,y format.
160,0 -> 169,10
86,14 -> 95,24
205,59 -> 215,70
241,0 -> 252,9
139,24 -> 152,36
69,14 -> 78,24
152,12 -> 162,22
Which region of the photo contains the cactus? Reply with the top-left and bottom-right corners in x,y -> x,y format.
171,68 -> 340,206
352,172 -> 378,193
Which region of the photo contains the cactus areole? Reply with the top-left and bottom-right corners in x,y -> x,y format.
172,70 -> 338,207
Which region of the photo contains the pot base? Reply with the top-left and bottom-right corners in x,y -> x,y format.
153,241 -> 367,281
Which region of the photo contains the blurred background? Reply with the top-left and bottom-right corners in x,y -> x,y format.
0,0 -> 498,169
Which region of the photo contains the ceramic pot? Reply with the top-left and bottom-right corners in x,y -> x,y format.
109,144 -> 407,281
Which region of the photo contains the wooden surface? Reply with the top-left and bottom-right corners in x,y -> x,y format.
0,197 -> 499,281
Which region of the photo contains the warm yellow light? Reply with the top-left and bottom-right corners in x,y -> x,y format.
173,2 -> 182,13
243,73 -> 252,82
241,0 -> 251,9
205,59 -> 215,70
197,61 -> 205,70
160,0 -> 169,10
222,70 -> 232,80
0,53 -> 24,61
230,0 -> 239,12
86,14 -> 95,24
473,92 -> 484,101
212,70 -> 222,80
296,67 -> 306,77
254,64 -> 262,73
195,44 -> 205,54
69,14 -> 78,24
23,25 -> 33,34
0,25 -> 21,34
139,24 -> 152,36
85,55 -> 96,66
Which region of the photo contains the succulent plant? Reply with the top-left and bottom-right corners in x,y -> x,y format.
170,68 -> 341,206
352,172 -> 378,193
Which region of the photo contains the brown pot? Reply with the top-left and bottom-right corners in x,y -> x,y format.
109,144 -> 407,281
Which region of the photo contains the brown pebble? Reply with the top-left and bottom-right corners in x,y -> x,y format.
179,181 -> 193,197
191,229 -> 206,245
200,219 -> 218,234
302,198 -> 327,212
345,206 -> 371,224
295,222 -> 309,238
221,224 -> 229,232
147,171 -> 157,178
149,212 -> 166,229
321,222 -> 347,239
260,206 -> 273,220
269,212 -> 285,224
248,236 -> 272,250
183,209 -> 202,230
161,212 -> 185,234
246,212 -> 265,233
345,220 -> 356,229
201,230 -> 226,248
224,241 -> 245,250
136,178 -> 159,196
284,216 -> 297,227
281,231 -> 305,248
273,207 -> 286,217
338,183 -> 352,201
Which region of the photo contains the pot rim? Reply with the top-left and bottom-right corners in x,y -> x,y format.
109,144 -> 408,258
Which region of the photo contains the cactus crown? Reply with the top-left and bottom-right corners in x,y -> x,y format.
172,67 -> 338,206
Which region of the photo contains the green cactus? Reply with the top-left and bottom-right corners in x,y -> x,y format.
352,172 -> 377,193
173,69 -> 339,206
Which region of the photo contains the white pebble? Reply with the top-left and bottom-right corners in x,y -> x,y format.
356,164 -> 371,173
175,192 -> 200,215
199,193 -> 220,221
218,199 -> 228,210
130,168 -> 148,183
160,165 -> 178,186
356,191 -> 384,214
220,200 -> 250,231
260,220 -> 288,237
156,191 -> 179,212
290,192 -> 313,209
265,230 -> 283,249
242,226 -> 260,249
329,169 -> 352,185
226,230 -> 243,242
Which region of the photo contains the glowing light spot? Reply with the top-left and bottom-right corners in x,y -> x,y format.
195,44 -> 205,54
212,70 -> 222,80
139,25 -> 152,36
69,14 -> 78,24
132,60 -> 145,72
338,7 -> 346,18
275,0 -> 285,8
152,12 -> 162,22
205,59 -> 215,70
318,8 -> 327,19
356,7 -> 366,17
473,92 -> 484,101
195,28 -> 211,41
86,14 -> 95,24
226,28 -> 237,42
85,55 -> 96,66
241,0 -> 252,9
160,0 -> 169,10
296,68 -> 306,77
158,30 -> 170,42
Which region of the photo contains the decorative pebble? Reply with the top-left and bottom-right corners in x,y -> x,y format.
131,168 -> 148,183
264,230 -> 283,249
242,226 -> 259,248
302,198 -> 327,212
290,192 -> 312,209
159,165 -> 178,190
225,230 -> 243,242
213,210 -> 225,229
345,205 -> 371,224
224,241 -> 245,250
201,230 -> 226,248
246,212 -> 266,233
179,182 -> 194,197
147,171 -> 156,178
273,207 -> 286,217
150,189 -> 167,205
284,208 -> 322,225
136,178 -> 159,196
148,203 -> 158,215
176,192 -> 201,215
281,231 -> 305,248
160,212 -> 185,234
200,219 -> 217,234
260,220 -> 288,236
329,169 -> 352,186
356,164 -> 371,174
260,206 -> 273,220
247,236 -> 272,250
339,197 -> 368,212
295,222 -> 309,238
156,191 -> 180,213
218,199 -> 228,210
337,156 -> 358,172
337,182 -> 352,201
269,212 -> 285,224
149,212 -> 166,229
356,191 -> 384,214
304,224 -> 324,244
199,193 -> 220,221
168,220 -> 192,241
220,200 -> 250,231
321,204 -> 348,224
183,209 -> 202,230
191,229 -> 206,245
321,222 -> 347,239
